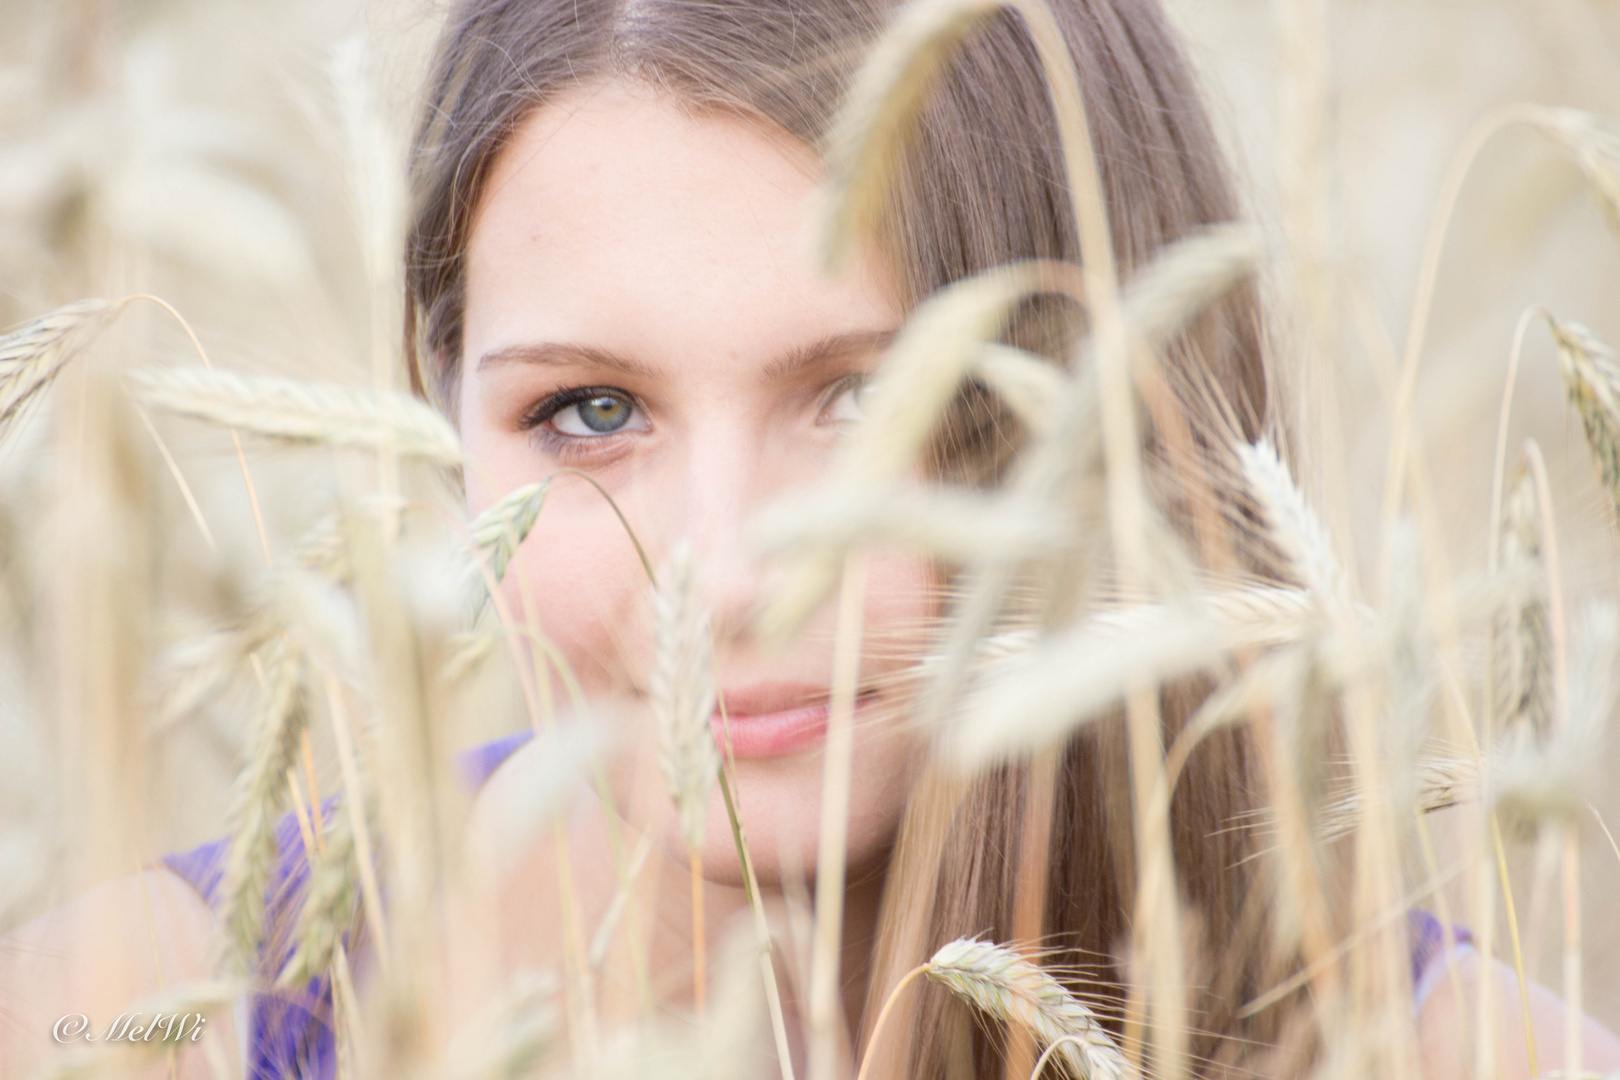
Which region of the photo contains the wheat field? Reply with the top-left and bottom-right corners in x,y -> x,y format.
2,0 -> 1619,1078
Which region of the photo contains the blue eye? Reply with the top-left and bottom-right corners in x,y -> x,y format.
528,387 -> 647,438
556,393 -> 637,434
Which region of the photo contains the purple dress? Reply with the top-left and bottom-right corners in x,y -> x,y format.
158,730 -> 1470,1080
158,731 -> 534,1080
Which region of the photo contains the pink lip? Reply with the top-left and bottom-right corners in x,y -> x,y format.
710,682 -> 868,759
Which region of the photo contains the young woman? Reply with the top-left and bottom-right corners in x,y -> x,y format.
3,1 -> 1618,1079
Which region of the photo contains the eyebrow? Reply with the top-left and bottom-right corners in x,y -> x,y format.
476,328 -> 898,383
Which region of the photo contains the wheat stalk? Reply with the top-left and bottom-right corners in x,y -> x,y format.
1546,316 -> 1620,525
128,366 -> 463,464
650,541 -> 722,1019
925,938 -> 1133,1080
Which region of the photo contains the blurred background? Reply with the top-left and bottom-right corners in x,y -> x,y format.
1,0 -> 1617,1024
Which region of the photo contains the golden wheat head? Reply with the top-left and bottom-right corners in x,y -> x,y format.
925,938 -> 1134,1080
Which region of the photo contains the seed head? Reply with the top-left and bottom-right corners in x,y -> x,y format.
128,366 -> 464,464
1497,461 -> 1551,738
0,298 -> 121,440
1539,108 -> 1620,234
925,938 -> 1134,1080
651,543 -> 720,853
1547,316 -> 1620,525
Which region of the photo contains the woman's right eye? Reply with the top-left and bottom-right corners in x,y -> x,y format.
525,388 -> 648,438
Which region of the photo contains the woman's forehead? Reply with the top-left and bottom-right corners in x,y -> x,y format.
461,81 -> 900,376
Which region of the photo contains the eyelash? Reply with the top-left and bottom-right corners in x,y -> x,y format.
521,386 -> 632,429
820,372 -> 868,420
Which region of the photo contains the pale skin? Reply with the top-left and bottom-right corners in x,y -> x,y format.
2,79 -> 1618,1080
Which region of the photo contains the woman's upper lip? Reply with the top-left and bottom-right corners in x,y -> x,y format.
716,681 -> 828,717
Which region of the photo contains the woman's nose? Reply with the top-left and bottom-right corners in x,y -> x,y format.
667,424 -> 784,644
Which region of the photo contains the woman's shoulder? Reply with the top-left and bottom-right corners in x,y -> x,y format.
457,729 -> 537,789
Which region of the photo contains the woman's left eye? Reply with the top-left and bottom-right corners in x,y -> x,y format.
823,375 -> 870,425
529,388 -> 648,438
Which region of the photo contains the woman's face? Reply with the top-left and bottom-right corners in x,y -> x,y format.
458,82 -> 933,885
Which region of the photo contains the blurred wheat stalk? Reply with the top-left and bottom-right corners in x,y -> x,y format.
2,1 -> 1620,1080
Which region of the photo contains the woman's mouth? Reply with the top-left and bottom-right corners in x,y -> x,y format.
709,681 -> 875,758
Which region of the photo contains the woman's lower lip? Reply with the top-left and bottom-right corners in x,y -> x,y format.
710,701 -> 848,758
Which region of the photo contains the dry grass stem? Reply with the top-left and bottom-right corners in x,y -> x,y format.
840,261 -> 1078,484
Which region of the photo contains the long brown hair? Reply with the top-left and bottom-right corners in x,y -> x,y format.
404,1 -> 1305,1076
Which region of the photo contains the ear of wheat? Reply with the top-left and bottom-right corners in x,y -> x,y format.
818,0 -> 1003,269
925,938 -> 1133,1080
0,298 -> 121,438
945,585 -> 1315,766
466,479 -> 552,612
1547,315 -> 1620,524
1538,108 -> 1620,234
276,798 -> 359,990
652,543 -> 720,853
215,643 -> 310,976
1492,602 -> 1618,824
128,366 -> 463,464
1237,437 -> 1343,604
750,484 -> 1068,566
1497,461 -> 1552,738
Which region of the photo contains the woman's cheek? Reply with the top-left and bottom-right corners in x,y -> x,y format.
500,492 -> 650,696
